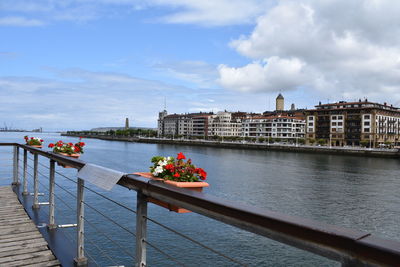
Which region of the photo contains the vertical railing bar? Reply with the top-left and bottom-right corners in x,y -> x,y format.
32,153 -> 39,209
12,146 -> 19,185
136,191 -> 148,267
22,149 -> 28,195
75,178 -> 88,266
48,159 -> 56,229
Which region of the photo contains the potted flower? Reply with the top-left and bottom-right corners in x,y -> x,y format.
134,152 -> 209,213
24,136 -> 44,148
48,140 -> 85,168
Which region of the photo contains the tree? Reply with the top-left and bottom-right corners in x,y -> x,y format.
360,140 -> 369,147
317,139 -> 326,146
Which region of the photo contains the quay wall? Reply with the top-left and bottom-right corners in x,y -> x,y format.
62,134 -> 400,158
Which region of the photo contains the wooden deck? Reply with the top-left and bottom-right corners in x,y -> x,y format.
0,186 -> 60,267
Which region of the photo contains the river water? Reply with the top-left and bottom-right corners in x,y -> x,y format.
1,132 -> 399,266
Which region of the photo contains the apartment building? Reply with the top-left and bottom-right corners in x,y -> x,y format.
242,115 -> 305,140
207,112 -> 246,137
305,100 -> 400,147
157,111 -> 213,137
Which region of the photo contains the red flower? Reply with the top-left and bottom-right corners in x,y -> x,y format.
173,173 -> 180,178
177,152 -> 186,160
48,143 -> 55,148
30,137 -> 34,140
40,139 -> 44,142
74,146 -> 80,152
68,142 -> 73,146
79,142 -> 85,147
197,168 -> 207,180
57,143 -> 63,147
165,164 -> 174,171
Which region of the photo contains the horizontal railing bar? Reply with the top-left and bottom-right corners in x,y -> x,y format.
17,144 -> 85,169
3,142 -> 400,266
145,214 -> 247,266
0,143 -> 17,146
58,224 -> 78,228
30,193 -> 45,196
118,174 -> 400,266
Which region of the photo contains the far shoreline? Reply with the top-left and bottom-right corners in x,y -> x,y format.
62,133 -> 400,159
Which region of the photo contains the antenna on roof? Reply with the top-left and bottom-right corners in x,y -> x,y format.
164,97 -> 167,110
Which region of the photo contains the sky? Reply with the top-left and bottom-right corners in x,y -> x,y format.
1,0 -> 400,131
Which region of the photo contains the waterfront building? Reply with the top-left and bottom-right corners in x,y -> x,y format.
242,115 -> 305,140
192,115 -> 211,137
207,111 -> 246,137
157,111 -> 213,137
305,100 -> 400,147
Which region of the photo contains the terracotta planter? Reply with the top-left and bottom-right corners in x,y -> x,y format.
29,145 -> 43,148
134,172 -> 209,213
57,153 -> 80,168
28,145 -> 43,154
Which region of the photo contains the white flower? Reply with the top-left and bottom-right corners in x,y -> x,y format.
158,160 -> 167,167
155,166 -> 163,173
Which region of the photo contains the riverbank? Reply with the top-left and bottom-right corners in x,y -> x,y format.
62,133 -> 400,158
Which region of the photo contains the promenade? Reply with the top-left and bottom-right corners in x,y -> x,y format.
63,133 -> 400,158
0,186 -> 60,266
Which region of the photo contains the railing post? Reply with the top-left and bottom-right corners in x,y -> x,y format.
74,178 -> 88,266
135,191 -> 148,267
32,153 -> 39,209
22,149 -> 28,195
48,160 -> 56,229
12,146 -> 19,185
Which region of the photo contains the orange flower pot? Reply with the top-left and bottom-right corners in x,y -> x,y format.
134,172 -> 209,213
57,153 -> 80,168
28,145 -> 43,154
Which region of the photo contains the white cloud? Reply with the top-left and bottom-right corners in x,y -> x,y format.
0,68 -> 273,130
218,57 -> 306,92
152,0 -> 270,26
0,0 -> 271,26
219,0 -> 400,103
152,60 -> 218,87
0,16 -> 44,26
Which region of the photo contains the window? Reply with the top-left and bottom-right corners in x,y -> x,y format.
364,128 -> 370,132
308,116 -> 314,120
338,122 -> 343,126
364,121 -> 370,126
364,115 -> 370,119
332,116 -> 337,120
332,122 -> 337,126
338,116 -> 343,120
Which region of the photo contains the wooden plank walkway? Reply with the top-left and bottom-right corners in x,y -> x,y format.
0,186 -> 60,267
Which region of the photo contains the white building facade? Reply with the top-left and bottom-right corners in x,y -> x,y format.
242,116 -> 305,140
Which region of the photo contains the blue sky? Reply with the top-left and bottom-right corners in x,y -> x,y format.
1,0 -> 400,131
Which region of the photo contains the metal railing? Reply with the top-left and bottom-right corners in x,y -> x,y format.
1,142 -> 400,266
